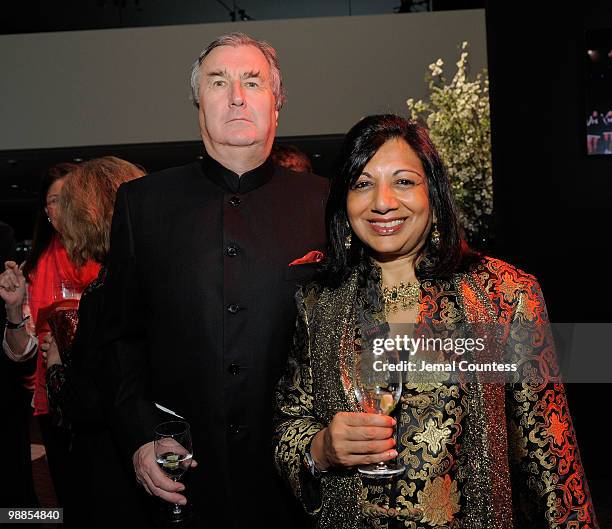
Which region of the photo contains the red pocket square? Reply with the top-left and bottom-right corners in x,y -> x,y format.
289,250 -> 324,266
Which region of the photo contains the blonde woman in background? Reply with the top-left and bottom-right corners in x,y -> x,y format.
40,156 -> 149,528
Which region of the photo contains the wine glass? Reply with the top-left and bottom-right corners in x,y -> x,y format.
353,344 -> 405,479
154,420 -> 193,522
47,282 -> 82,363
53,280 -> 82,302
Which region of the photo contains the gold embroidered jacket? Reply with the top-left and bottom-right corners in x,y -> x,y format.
273,256 -> 598,529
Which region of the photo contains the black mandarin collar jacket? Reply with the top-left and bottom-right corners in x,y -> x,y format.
97,156 -> 328,528
201,154 -> 275,193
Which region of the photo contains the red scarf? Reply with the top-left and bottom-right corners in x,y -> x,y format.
28,234 -> 101,416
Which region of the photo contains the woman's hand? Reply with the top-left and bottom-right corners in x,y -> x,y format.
309,412 -> 397,470
41,334 -> 62,367
0,261 -> 26,312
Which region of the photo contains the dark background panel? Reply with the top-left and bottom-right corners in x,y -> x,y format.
486,1 -> 612,523
487,0 -> 612,319
0,0 -> 487,35
0,0 -> 401,34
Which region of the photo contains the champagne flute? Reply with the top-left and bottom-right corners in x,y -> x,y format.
154,420 -> 193,522
353,344 -> 405,478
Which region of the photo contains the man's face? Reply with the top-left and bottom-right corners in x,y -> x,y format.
197,45 -> 278,154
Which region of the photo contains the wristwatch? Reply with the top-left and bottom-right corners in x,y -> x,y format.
304,449 -> 328,478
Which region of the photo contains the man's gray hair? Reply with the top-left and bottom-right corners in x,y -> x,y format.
190,32 -> 285,111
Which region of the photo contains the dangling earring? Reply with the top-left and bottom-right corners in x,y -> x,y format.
431,222 -> 440,248
344,222 -> 352,250
345,232 -> 352,250
47,217 -> 52,223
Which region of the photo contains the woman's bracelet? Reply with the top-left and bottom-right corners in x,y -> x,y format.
5,315 -> 30,330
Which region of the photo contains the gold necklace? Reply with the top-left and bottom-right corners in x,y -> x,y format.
382,280 -> 420,315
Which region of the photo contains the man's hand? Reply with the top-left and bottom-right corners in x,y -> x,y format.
310,412 -> 397,470
0,261 -> 26,312
133,441 -> 198,504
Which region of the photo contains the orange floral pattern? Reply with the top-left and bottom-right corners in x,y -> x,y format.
417,475 -> 461,526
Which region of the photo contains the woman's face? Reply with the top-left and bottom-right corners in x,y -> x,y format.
44,177 -> 65,233
346,138 -> 432,261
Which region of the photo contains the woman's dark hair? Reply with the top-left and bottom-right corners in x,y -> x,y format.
323,114 -> 478,290
22,162 -> 78,281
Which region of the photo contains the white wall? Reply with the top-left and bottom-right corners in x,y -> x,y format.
0,10 -> 486,150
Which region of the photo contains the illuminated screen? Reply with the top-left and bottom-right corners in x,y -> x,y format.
586,29 -> 612,155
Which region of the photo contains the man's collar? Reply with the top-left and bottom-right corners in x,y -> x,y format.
201,154 -> 274,194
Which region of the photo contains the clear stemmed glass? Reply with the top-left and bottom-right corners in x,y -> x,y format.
53,280 -> 82,302
353,344 -> 405,479
154,420 -> 193,522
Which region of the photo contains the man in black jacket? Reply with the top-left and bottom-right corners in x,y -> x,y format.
98,33 -> 327,527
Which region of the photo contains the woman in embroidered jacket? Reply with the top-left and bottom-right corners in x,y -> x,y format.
273,115 -> 598,529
